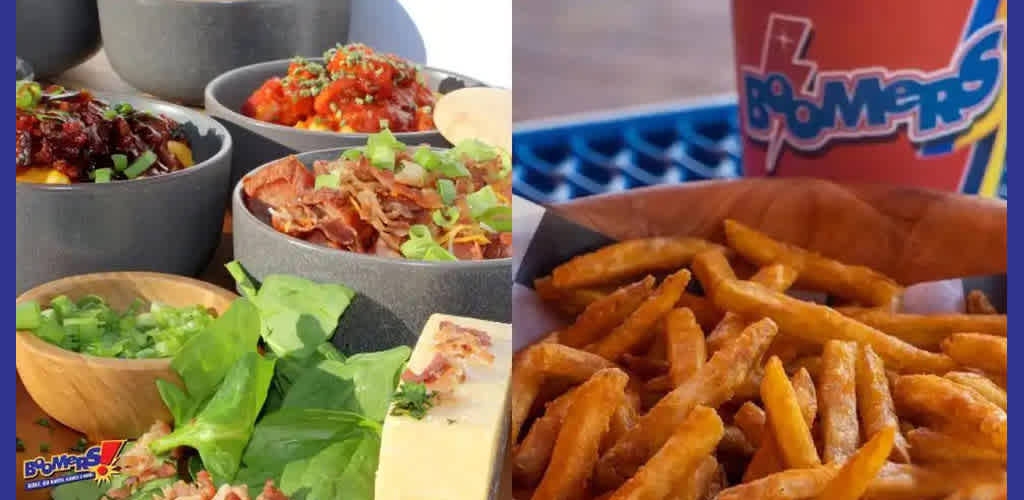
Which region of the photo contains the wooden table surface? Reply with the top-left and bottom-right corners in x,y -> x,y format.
512,0 -> 736,121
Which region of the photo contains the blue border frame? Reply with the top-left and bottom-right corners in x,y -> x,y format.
1005,0 -> 1018,493
8,0 -> 17,493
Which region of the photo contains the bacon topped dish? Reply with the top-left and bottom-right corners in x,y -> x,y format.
242,43 -> 436,134
243,131 -> 512,261
15,82 -> 195,184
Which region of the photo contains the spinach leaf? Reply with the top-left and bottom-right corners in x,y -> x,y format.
250,275 -> 355,359
241,408 -> 379,475
124,478 -> 176,500
50,478 -> 107,500
264,342 -> 347,414
281,346 -> 410,421
278,430 -> 379,500
159,298 -> 262,423
150,351 -> 275,484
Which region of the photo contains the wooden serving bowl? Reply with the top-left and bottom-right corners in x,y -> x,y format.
15,272 -> 237,441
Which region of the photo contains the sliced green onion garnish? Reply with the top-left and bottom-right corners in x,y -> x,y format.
93,168 -> 113,183
400,224 -> 456,261
341,149 -> 364,161
466,185 -> 511,232
436,179 -> 456,206
434,152 -> 470,178
365,129 -> 405,171
16,301 -> 41,330
453,139 -> 498,162
413,146 -> 441,171
467,185 -> 501,219
123,151 -> 157,179
16,81 -> 42,111
111,154 -> 128,171
432,207 -> 460,228
499,151 -> 512,178
315,173 -> 341,190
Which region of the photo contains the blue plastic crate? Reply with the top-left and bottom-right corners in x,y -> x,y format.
512,96 -> 741,204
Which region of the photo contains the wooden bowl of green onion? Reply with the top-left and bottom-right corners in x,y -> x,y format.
15,272 -> 237,441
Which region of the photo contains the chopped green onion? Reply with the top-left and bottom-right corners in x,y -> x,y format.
111,154 -> 128,171
453,139 -> 499,162
340,149 -> 364,161
315,173 -> 341,190
123,151 -> 157,179
499,150 -> 512,178
103,109 -> 117,120
365,129 -> 405,171
15,301 -> 41,330
379,119 -> 389,130
436,179 -> 456,205
466,185 -> 501,219
432,207 -> 460,228
93,168 -> 113,183
434,153 -> 470,178
400,224 -> 456,261
413,146 -> 441,171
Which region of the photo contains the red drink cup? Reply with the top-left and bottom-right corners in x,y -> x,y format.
731,0 -> 1006,198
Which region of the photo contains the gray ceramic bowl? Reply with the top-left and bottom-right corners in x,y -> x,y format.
97,0 -> 352,105
232,148 -> 512,353
206,58 -> 487,187
16,93 -> 233,294
16,0 -> 101,78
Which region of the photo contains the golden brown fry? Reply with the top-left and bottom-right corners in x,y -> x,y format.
967,289 -> 999,315
665,308 -> 706,387
812,426 -> 895,500
620,353 -> 669,378
602,401 -> 636,455
607,406 -> 724,500
669,455 -> 719,500
674,293 -> 724,332
943,480 -> 1007,500
589,269 -> 692,361
945,371 -> 1007,411
512,388 -> 579,485
560,276 -> 657,348
532,368 -> 629,500
721,465 -> 840,500
723,219 -> 903,308
894,375 -> 1007,452
766,335 -> 821,364
819,340 -> 860,464
594,318 -> 778,491
698,256 -> 797,353
510,343 -> 618,445
744,368 -> 817,482
941,333 -> 1007,375
643,374 -> 673,393
836,307 -> 1007,350
866,462 -> 1007,500
534,276 -> 610,317
708,278 -> 957,373
789,355 -> 823,379
906,427 -> 1006,464
761,356 -> 821,469
733,402 -> 766,448
550,237 -> 721,289
856,344 -> 911,463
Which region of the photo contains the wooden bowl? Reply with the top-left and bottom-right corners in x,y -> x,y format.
15,272 -> 237,441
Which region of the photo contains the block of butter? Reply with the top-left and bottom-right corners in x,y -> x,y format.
375,313 -> 513,500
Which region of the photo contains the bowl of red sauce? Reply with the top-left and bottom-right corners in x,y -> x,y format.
15,85 -> 233,293
205,43 -> 487,187
231,132 -> 511,351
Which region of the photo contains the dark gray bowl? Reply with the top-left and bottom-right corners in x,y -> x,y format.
16,94 -> 233,294
97,0 -> 352,105
16,0 -> 101,78
206,58 -> 486,187
232,148 -> 511,352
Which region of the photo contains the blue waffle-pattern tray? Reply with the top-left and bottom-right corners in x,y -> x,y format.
512,96 -> 742,204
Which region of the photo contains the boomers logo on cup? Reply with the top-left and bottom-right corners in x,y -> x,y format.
732,0 -> 1007,198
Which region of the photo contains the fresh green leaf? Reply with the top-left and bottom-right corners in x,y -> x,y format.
155,379 -> 199,427
242,408 -> 379,475
150,351 -> 276,483
166,298 -> 262,422
250,275 -> 355,360
50,477 -> 109,500
124,477 -> 176,500
225,260 -> 259,299
282,346 -> 410,421
279,431 -> 379,500
390,382 -> 438,420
